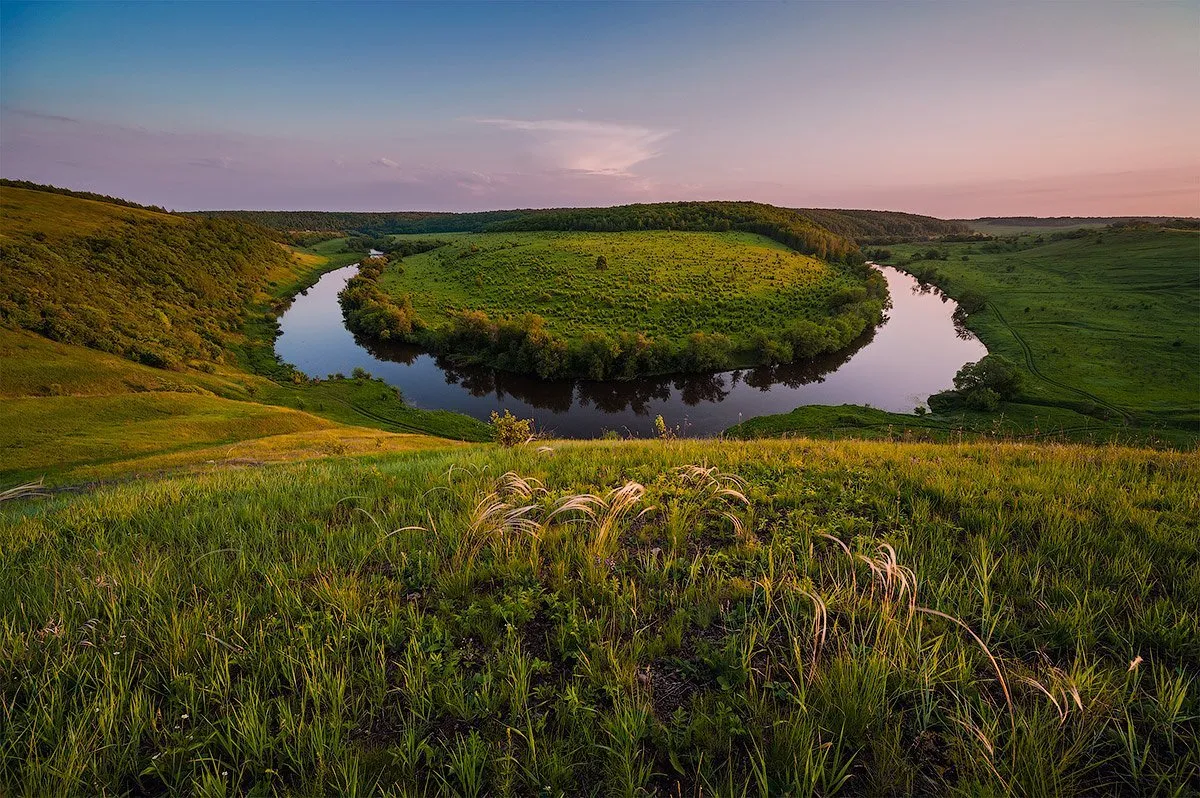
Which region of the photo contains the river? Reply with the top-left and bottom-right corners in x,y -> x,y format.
275,263 -> 986,437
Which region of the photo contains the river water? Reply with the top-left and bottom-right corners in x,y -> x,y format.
275,264 -> 986,437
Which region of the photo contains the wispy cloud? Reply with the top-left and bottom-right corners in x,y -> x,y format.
474,118 -> 672,176
371,157 -> 399,168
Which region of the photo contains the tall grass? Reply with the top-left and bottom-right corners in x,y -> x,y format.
1,438 -> 1196,795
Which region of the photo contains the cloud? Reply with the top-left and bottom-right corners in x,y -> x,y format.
371,157 -> 400,168
189,156 -> 234,169
474,117 -> 672,176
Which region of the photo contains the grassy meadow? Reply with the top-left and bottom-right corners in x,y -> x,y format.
378,231 -> 861,346
2,438 -> 1197,795
880,228 -> 1198,425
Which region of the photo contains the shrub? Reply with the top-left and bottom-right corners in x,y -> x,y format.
490,410 -> 533,447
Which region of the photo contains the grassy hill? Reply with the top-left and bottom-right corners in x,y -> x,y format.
0,185 -> 490,486
346,230 -> 886,380
741,225 -> 1199,446
2,438 -> 1196,795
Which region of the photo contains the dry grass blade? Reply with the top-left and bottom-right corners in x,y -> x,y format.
917,607 -> 1015,725
0,479 -> 47,502
497,471 -> 545,500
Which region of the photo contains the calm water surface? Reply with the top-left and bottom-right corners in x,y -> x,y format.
276,264 -> 986,437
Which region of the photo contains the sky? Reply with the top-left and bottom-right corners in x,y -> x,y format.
2,1 -> 1198,217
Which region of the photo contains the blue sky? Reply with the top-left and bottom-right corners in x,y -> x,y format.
2,1 -> 1197,215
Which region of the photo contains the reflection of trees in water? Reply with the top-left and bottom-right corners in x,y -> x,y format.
355,320 -> 880,415
355,336 -> 421,366
578,379 -> 672,414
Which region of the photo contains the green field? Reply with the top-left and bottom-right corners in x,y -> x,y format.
746,226 -> 1199,445
3,438 -> 1196,795
381,231 -> 859,342
881,228 -> 1198,426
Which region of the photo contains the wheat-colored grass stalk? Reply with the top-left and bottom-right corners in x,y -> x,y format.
1,479 -> 47,502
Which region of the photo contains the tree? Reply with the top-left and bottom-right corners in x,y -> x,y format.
953,355 -> 1022,405
595,255 -> 608,270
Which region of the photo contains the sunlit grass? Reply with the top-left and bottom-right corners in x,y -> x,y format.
2,437 -> 1195,794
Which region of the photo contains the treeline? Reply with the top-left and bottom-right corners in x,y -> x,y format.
0,178 -> 169,214
193,209 -> 531,236
794,208 -> 972,243
1,188 -> 292,369
484,202 -> 864,264
340,252 -> 888,380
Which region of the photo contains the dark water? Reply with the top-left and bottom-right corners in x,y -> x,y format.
276,264 -> 986,437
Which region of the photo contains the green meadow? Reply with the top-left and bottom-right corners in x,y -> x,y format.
882,228 -> 1198,423
378,230 -> 860,344
341,230 -> 886,380
743,226 -> 1199,445
2,439 -> 1197,795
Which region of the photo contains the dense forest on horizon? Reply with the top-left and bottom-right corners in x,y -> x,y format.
189,203 -> 977,251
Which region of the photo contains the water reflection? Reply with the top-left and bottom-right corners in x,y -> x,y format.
275,264 -> 987,437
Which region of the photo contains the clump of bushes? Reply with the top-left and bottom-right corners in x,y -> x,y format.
490,409 -> 533,446
931,354 -> 1024,411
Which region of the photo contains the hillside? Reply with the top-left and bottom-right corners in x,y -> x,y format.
0,186 -> 292,369
0,185 -> 491,486
2,438 -> 1196,794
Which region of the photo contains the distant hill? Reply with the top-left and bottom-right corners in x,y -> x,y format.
793,208 -> 972,243
963,216 -> 1200,236
190,202 -> 975,255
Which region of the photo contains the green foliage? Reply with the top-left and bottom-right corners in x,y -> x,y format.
0,186 -> 292,368
2,439 -> 1196,793
954,355 -> 1023,399
341,231 -> 887,379
489,409 -> 534,446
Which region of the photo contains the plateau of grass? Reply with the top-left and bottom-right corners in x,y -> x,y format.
378,231 -> 866,349
2,438 -> 1196,795
880,227 -> 1199,429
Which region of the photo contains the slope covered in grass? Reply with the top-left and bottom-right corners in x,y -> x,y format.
0,185 -> 491,467
2,438 -> 1196,795
0,186 -> 297,369
0,327 -> 486,485
879,227 -> 1199,427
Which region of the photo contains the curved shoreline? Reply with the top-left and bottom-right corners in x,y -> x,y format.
275,263 -> 986,437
